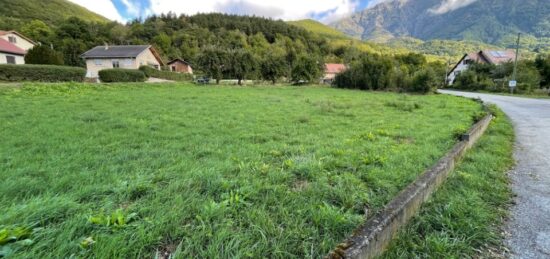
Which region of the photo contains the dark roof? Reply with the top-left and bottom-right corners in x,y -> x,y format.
81,45 -> 151,58
0,38 -> 26,55
167,58 -> 191,65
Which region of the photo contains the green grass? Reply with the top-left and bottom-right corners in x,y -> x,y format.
0,83 -> 483,258
382,105 -> 514,258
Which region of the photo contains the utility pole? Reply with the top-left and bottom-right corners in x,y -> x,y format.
511,33 -> 521,94
444,58 -> 450,88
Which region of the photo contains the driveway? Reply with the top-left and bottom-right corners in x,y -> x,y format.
439,90 -> 550,259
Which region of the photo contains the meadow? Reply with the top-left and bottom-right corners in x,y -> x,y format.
0,83 -> 483,258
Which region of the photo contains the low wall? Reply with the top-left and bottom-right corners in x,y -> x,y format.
329,114 -> 494,259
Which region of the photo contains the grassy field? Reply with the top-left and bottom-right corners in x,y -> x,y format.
0,83 -> 483,258
382,106 -> 514,258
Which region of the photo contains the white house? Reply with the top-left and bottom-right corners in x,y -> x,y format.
447,50 -> 517,85
0,30 -> 37,65
81,45 -> 164,78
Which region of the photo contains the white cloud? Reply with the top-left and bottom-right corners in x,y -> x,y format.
149,0 -> 358,23
68,0 -> 125,22
428,0 -> 479,15
366,0 -> 408,9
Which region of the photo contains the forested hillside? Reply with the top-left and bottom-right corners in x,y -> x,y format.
0,0 -> 109,29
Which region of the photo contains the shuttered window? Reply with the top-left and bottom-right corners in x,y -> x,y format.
6,56 -> 16,64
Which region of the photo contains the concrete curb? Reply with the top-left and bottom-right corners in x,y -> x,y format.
328,114 -> 494,259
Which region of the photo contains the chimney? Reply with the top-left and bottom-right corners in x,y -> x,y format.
104,43 -> 109,50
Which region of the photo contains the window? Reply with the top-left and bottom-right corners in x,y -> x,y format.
171,66 -> 176,72
112,60 -> 120,68
94,60 -> 103,66
6,56 -> 16,64
8,36 -> 16,44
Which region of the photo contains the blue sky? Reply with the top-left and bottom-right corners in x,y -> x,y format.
69,0 -> 381,23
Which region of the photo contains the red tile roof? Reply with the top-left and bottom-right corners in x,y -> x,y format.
0,38 -> 26,55
325,63 -> 347,74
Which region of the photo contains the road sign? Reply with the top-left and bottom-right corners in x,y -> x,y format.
509,80 -> 517,88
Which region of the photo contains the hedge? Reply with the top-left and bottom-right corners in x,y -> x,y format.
98,69 -> 146,83
0,64 -> 86,82
139,66 -> 193,81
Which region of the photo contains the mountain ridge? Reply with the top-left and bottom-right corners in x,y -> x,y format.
331,0 -> 550,50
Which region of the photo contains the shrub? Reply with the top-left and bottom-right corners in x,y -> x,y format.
25,45 -> 64,65
139,66 -> 192,81
99,69 -> 146,83
0,64 -> 85,82
409,68 -> 438,93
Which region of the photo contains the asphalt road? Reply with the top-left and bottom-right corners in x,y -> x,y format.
439,90 -> 550,259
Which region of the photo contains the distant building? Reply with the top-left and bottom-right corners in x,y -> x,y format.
447,50 -> 517,85
0,30 -> 37,65
323,63 -> 347,84
81,45 -> 163,78
167,58 -> 193,74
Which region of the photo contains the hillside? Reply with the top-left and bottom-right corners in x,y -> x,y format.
0,0 -> 109,29
288,19 -> 503,61
332,0 -> 550,51
288,19 -> 348,39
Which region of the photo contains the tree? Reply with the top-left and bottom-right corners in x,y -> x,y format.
21,20 -> 53,44
409,68 -> 438,93
261,50 -> 288,84
535,55 -> 550,89
228,49 -> 258,85
196,46 -> 228,84
25,45 -> 64,65
291,55 -> 323,84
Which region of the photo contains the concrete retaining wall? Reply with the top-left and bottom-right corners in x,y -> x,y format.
329,114 -> 494,259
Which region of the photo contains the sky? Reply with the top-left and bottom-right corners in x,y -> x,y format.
68,0 -> 375,23
67,0 -> 478,23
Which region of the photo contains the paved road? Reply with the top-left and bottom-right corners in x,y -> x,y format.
439,90 -> 550,259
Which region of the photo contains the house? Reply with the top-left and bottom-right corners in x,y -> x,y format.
323,63 -> 347,84
81,45 -> 164,78
447,50 -> 517,85
0,30 -> 36,51
0,30 -> 37,65
167,58 -> 193,74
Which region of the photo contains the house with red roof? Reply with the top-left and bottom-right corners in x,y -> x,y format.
447,50 -> 517,85
323,63 -> 347,84
0,30 -> 37,65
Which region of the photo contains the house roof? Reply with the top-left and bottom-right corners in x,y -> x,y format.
167,58 -> 191,66
480,49 -> 517,65
325,63 -> 347,74
0,30 -> 37,45
81,45 -> 164,65
449,49 -> 518,75
0,38 -> 26,55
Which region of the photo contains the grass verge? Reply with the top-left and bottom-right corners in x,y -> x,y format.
0,83 -> 483,258
381,105 -> 514,258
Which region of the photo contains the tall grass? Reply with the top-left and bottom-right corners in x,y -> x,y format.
0,83 -> 482,258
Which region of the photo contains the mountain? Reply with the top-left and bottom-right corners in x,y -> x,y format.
332,0 -> 550,50
0,0 -> 109,29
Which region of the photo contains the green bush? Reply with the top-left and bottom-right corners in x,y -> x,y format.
25,45 -> 64,65
99,69 -> 146,83
0,64 -> 85,82
409,68 -> 439,93
139,66 -> 192,81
